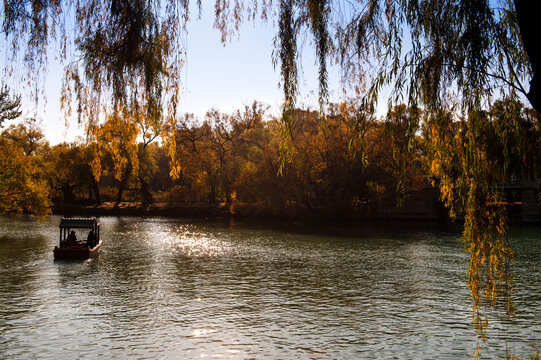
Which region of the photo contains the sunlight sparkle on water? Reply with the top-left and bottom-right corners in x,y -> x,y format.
143,222 -> 229,258
192,328 -> 215,337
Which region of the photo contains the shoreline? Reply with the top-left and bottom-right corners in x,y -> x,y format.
51,198 -> 540,225
52,200 -> 449,222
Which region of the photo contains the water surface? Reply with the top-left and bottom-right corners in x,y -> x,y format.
1,216 -> 540,358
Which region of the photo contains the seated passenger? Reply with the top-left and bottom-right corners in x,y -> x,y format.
66,231 -> 77,246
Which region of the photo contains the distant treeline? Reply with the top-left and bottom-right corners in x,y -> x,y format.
1,99 -> 540,218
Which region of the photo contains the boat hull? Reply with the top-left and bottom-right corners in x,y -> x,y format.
53,242 -> 101,260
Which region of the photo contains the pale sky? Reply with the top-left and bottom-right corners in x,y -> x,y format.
1,3 -> 357,144
3,4 -> 532,145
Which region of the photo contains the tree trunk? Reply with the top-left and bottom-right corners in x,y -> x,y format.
209,180 -> 216,204
115,164 -> 132,207
90,175 -> 101,205
224,182 -> 232,207
61,183 -> 75,204
139,176 -> 153,208
515,0 -> 541,112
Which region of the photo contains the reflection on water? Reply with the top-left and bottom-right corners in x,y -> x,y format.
0,215 -> 540,358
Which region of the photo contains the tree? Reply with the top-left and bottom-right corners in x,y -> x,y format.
488,97 -> 541,180
0,85 -> 21,128
267,0 -> 537,337
85,143 -> 103,205
384,104 -> 422,206
207,103 -> 269,206
169,102 -> 270,205
2,119 -> 45,156
44,142 -> 97,204
135,101 -> 163,207
2,0 -> 540,343
168,113 -> 216,203
95,108 -> 139,207
0,123 -> 50,219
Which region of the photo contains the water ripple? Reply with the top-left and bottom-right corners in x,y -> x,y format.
0,216 -> 540,358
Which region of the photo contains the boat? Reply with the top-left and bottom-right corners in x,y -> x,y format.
53,217 -> 101,260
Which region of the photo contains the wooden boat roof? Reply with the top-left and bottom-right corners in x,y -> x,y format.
59,217 -> 99,229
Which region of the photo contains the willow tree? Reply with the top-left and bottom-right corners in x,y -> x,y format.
223,0 -> 538,339
2,0 -> 539,341
2,0 -> 186,189
264,0 -> 538,340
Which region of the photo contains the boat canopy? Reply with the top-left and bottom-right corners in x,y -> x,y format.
59,217 -> 99,229
58,217 -> 100,247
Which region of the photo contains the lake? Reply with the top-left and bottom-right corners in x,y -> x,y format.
1,215 -> 540,359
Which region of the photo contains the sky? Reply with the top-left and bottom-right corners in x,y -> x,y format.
2,3 -> 533,145
2,3 -> 348,145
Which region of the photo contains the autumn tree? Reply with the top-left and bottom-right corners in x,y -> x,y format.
384,104 -> 425,206
95,108 -> 139,207
487,97 -> 541,181
42,142 -> 100,204
2,0 -> 540,342
3,0 -> 182,208
85,143 -> 103,205
230,105 -> 277,205
2,119 -> 45,156
0,122 -> 50,218
169,114 -> 219,203
0,87 -> 49,218
169,102 -> 270,205
134,101 -> 163,207
320,103 -> 371,208
145,142 -> 175,196
208,102 -> 270,206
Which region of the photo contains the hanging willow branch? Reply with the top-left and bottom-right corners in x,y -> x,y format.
2,0 -> 538,345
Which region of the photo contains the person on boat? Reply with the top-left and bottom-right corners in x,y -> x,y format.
87,230 -> 94,248
66,231 -> 77,246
